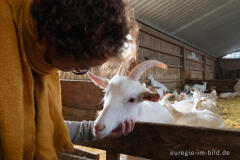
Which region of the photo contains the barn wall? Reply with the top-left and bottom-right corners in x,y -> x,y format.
216,58 -> 240,80
60,23 -> 216,88
136,23 -> 216,89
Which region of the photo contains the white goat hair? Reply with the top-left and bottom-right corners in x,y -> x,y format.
147,74 -> 169,92
172,99 -> 194,113
219,92 -> 237,99
233,79 -> 240,92
196,90 -> 219,113
173,90 -> 179,100
197,98 -> 219,114
171,90 -> 198,113
174,89 -> 219,114
178,92 -> 191,101
89,60 -> 174,139
161,94 -> 225,128
192,82 -> 207,93
187,52 -> 199,61
184,84 -> 191,93
204,89 -> 218,100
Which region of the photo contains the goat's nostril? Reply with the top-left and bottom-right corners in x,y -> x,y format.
94,124 -> 105,133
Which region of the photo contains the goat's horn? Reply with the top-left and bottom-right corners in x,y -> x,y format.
87,72 -> 109,89
128,60 -> 168,80
162,93 -> 174,102
116,63 -> 126,76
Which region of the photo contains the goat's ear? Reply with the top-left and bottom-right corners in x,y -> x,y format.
87,72 -> 109,89
139,92 -> 160,102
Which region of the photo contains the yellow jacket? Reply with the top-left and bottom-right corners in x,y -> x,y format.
0,0 -> 73,159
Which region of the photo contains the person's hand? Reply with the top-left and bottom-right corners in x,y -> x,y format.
108,118 -> 135,138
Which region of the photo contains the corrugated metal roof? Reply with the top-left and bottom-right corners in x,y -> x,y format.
129,0 -> 240,57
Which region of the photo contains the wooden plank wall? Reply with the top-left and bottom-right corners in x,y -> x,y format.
60,23 -> 216,90
216,58 -> 240,80
61,80 -> 103,121
137,24 -> 182,90
137,23 -> 216,89
205,57 -> 215,80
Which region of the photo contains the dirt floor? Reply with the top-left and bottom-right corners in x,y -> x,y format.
76,96 -> 240,160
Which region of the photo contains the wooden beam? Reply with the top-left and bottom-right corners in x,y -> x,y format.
59,153 -> 84,160
59,147 -> 100,160
106,151 -> 120,160
185,58 -> 204,64
73,146 -> 100,160
203,55 -> 206,80
78,122 -> 240,160
139,45 -> 182,58
189,67 -> 204,72
167,64 -> 183,68
180,47 -> 186,85
159,79 -> 184,83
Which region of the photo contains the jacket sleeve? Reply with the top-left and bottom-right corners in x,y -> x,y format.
65,120 -> 96,143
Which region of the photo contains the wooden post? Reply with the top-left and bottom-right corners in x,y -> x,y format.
106,151 -> 120,160
202,55 -> 206,80
180,47 -> 186,88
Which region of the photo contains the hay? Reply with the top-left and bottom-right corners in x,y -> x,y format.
218,96 -> 240,129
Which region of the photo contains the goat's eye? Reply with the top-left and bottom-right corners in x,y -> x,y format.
128,97 -> 135,103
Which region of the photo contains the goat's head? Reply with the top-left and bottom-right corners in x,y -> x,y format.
88,60 -> 167,139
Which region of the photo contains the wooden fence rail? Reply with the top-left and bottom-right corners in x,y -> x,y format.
59,147 -> 100,160
78,122 -> 240,160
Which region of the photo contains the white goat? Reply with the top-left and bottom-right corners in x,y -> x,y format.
88,60 -> 174,139
160,94 -> 225,128
233,79 -> 240,92
184,84 -> 191,93
192,82 -> 207,93
219,92 -> 237,99
89,60 -> 174,160
147,74 -> 169,92
173,89 -> 219,114
195,89 -> 219,113
88,60 -> 224,160
178,92 -> 191,101
204,89 -> 218,100
197,98 -> 219,114
173,90 -> 179,100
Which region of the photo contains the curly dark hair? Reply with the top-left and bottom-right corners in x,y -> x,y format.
31,0 -> 136,60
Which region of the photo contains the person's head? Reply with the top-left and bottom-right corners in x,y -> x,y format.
31,0 -> 138,73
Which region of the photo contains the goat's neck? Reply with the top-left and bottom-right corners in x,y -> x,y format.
192,99 -> 201,111
163,104 -> 182,120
